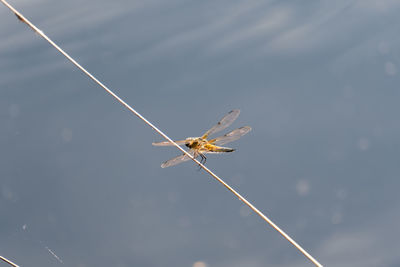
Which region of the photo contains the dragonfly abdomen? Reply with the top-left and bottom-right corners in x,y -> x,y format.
203,144 -> 235,153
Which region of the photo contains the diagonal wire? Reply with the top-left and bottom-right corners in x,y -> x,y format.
0,1 -> 323,266
0,256 -> 20,267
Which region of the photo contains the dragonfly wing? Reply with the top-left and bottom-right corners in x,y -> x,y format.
152,139 -> 188,146
161,149 -> 196,168
202,109 -> 240,139
210,126 -> 251,145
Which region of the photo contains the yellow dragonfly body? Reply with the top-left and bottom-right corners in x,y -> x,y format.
152,109 -> 251,168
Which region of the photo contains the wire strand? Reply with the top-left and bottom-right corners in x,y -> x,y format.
0,1 -> 323,266
0,256 -> 20,267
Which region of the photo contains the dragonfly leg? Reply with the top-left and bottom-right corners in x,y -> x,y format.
197,153 -> 206,171
202,154 -> 207,165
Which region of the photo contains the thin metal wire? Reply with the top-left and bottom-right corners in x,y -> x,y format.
0,1 -> 323,266
0,256 -> 20,267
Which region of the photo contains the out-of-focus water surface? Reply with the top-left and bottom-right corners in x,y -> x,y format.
1,1 -> 400,266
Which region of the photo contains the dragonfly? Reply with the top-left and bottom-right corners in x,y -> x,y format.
152,109 -> 251,168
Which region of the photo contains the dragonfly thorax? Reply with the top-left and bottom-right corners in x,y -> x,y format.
185,137 -> 207,149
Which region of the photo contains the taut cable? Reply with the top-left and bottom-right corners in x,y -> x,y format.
0,1 -> 323,266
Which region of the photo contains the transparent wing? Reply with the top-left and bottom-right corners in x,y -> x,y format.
152,139 -> 188,146
202,109 -> 240,139
161,149 -> 195,168
209,126 -> 251,145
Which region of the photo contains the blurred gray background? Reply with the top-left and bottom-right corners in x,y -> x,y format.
1,0 -> 400,266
